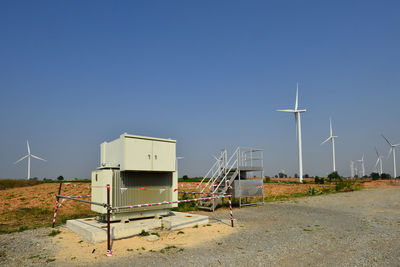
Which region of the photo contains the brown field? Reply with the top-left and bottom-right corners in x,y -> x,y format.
0,179 -> 398,233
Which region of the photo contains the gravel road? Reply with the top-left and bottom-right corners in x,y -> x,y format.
1,188 -> 399,266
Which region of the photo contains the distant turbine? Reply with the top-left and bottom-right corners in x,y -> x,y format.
176,156 -> 184,172
357,155 -> 365,177
14,140 -> 46,180
374,147 -> 383,175
382,134 -> 399,178
321,118 -> 338,172
277,83 -> 307,183
350,161 -> 354,178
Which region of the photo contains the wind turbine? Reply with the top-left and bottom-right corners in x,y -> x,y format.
176,157 -> 184,172
382,134 -> 399,178
277,83 -> 307,183
14,140 -> 46,180
350,161 -> 354,178
357,155 -> 365,177
321,118 -> 338,172
374,147 -> 383,175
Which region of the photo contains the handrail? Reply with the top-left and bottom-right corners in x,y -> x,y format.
196,157 -> 220,189
212,158 -> 238,194
212,147 -> 240,193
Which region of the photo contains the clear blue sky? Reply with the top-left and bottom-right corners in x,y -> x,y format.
1,0 -> 399,179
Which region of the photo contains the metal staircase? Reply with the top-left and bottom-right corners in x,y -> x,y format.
197,147 -> 264,211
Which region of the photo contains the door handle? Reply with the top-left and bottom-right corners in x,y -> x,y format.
154,155 -> 158,160
148,154 -> 151,159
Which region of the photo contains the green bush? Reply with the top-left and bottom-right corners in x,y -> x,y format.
370,172 -> 380,180
328,171 -> 341,181
335,180 -> 356,192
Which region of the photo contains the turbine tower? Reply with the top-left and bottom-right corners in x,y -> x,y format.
14,140 -> 46,180
321,118 -> 338,172
357,155 -> 365,177
382,134 -> 399,178
350,161 -> 354,178
374,147 -> 383,175
277,83 -> 307,183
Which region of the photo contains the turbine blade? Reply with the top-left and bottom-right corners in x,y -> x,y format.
388,147 -> 393,159
31,154 -> 46,162
375,147 -> 379,157
382,134 -> 393,146
27,140 -> 30,155
321,137 -> 331,145
295,83 -> 299,110
375,158 -> 380,168
276,109 -> 296,113
329,117 -> 333,136
14,155 -> 28,164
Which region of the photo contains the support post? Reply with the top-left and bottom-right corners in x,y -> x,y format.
52,183 -> 63,228
227,184 -> 234,227
106,184 -> 112,256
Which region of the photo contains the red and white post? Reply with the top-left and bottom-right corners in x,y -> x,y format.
106,184 -> 113,257
227,182 -> 234,227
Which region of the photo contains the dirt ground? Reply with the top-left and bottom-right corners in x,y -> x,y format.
0,179 -> 398,232
53,221 -> 235,266
1,187 -> 400,266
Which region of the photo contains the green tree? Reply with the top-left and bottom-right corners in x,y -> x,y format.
294,173 -> 299,178
57,176 -> 64,181
327,171 -> 340,180
370,172 -> 380,180
182,175 -> 189,180
278,172 -> 287,178
380,173 -> 391,180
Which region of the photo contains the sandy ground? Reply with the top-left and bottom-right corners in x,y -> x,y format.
1,187 -> 400,266
53,220 -> 235,266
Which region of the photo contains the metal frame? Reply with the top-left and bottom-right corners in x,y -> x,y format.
198,147 -> 264,210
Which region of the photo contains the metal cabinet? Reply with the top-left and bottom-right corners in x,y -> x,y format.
94,133 -> 178,221
101,133 -> 176,172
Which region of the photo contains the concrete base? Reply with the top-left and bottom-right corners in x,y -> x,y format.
66,212 -> 209,244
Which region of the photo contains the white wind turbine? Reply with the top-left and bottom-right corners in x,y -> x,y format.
374,147 -> 383,175
357,155 -> 365,177
321,118 -> 338,172
14,141 -> 46,180
350,161 -> 354,178
277,83 -> 307,183
382,134 -> 399,178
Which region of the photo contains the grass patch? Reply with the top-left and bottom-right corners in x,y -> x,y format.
48,229 -> 61,236
139,230 -> 150,236
171,192 -> 199,212
0,179 -> 41,190
177,231 -> 184,234
151,232 -> 159,237
46,258 -> 56,263
303,228 -> 312,231
127,248 -> 133,252
28,254 -> 40,259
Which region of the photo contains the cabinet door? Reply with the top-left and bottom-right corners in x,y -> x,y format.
122,138 -> 153,171
152,141 -> 176,171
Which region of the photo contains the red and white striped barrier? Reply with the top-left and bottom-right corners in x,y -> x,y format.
177,191 -> 225,196
70,194 -> 91,198
112,194 -> 231,210
52,199 -> 65,226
